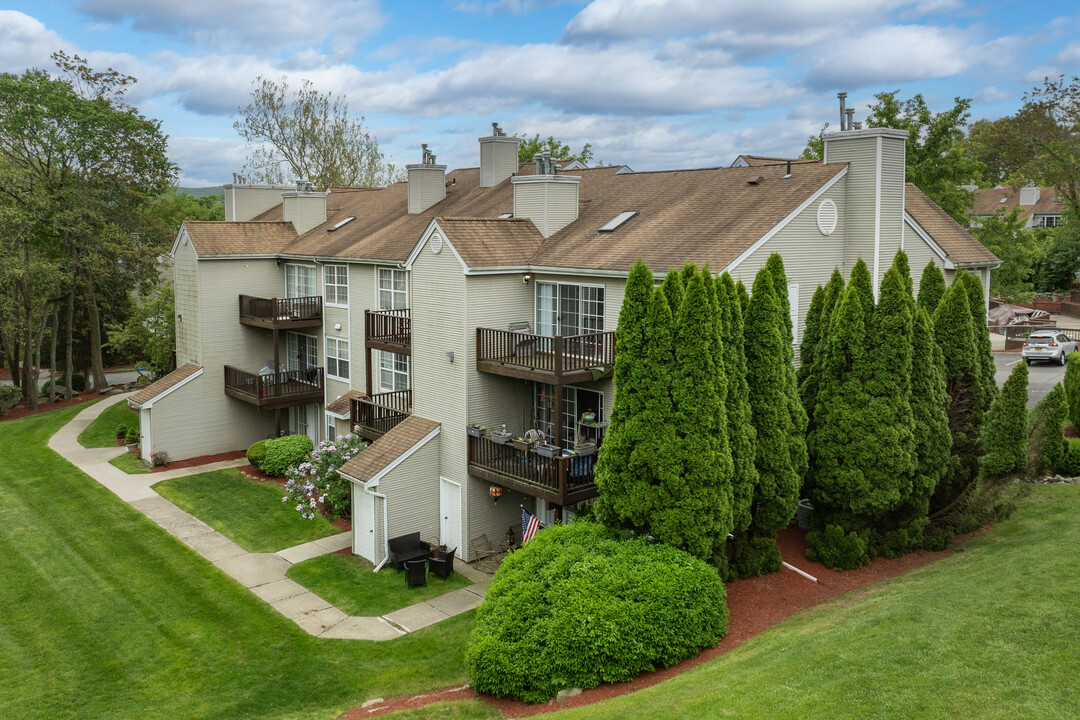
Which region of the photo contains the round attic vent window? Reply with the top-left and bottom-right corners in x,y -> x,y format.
430,232 -> 443,254
817,198 -> 838,236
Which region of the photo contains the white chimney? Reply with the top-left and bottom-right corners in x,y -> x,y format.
479,122 -> 520,188
407,143 -> 446,214
223,180 -> 294,221
1019,182 -> 1040,206
281,182 -> 327,234
512,167 -> 580,238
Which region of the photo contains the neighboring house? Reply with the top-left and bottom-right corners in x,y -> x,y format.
130,122 -> 998,568
971,183 -> 1065,229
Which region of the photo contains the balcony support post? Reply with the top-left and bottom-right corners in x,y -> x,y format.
553,381 -> 564,448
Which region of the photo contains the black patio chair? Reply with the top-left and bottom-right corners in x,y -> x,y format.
429,547 -> 457,579
405,557 -> 427,587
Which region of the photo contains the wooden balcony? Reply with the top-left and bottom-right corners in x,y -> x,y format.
351,389 -> 411,441
224,365 -> 324,410
475,328 -> 616,384
365,309 -> 411,355
238,295 -> 323,329
467,433 -> 599,507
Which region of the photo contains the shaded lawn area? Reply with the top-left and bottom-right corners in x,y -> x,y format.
109,452 -> 149,474
154,469 -> 339,553
0,405 -> 473,720
77,400 -> 138,448
288,553 -> 473,617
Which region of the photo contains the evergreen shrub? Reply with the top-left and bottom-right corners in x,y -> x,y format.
0,385 -> 21,416
1028,384 -> 1068,476
261,434 -> 314,477
1064,352 -> 1080,430
806,524 -> 870,570
115,423 -> 128,439
466,522 -> 727,703
246,440 -> 268,469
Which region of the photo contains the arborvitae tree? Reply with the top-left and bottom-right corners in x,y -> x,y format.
979,361 -> 1028,481
848,258 -> 875,318
658,272 -> 733,559
917,262 -> 946,315
764,254 -> 809,482
735,280 -> 750,316
731,268 -> 801,577
661,268 -> 684,316
893,249 -> 913,295
931,282 -> 983,513
681,262 -> 698,288
798,268 -> 844,440
596,288 -> 679,533
884,306 -> 951,555
806,284 -> 877,569
1064,352 -> 1080,430
954,269 -> 998,408
1028,383 -> 1068,477
595,260 -> 654,523
718,272 -> 758,553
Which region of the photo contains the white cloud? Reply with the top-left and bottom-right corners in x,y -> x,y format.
0,11 -> 70,72
69,0 -> 384,56
168,135 -> 249,186
1056,41 -> 1080,66
975,86 -> 1009,104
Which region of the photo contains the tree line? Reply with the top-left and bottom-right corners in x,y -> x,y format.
597,252 -> 1050,574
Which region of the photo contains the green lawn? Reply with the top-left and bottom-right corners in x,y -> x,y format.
109,452 -> 149,474
0,403 -> 473,720
153,469 -> 339,553
77,400 -> 138,448
287,553 -> 473,617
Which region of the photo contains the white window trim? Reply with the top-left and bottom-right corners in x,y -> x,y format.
285,263 -> 317,299
324,264 -> 349,308
286,331 -> 319,371
376,350 -> 410,394
788,283 -> 799,346
325,335 -> 351,381
533,280 -> 606,337
374,266 -> 409,311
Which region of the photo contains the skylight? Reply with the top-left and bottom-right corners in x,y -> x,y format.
599,210 -> 638,233
498,213 -> 513,219
327,216 -> 355,232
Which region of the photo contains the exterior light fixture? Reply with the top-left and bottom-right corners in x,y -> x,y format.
522,273 -> 532,284
489,485 -> 503,503
446,350 -> 455,363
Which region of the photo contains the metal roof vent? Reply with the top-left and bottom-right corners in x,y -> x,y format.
327,216 -> 355,232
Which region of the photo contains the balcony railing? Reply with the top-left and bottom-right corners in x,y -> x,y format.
475,328 -> 616,383
351,389 -> 411,440
238,295 -> 323,329
365,309 -> 411,354
467,433 -> 598,506
224,365 -> 324,410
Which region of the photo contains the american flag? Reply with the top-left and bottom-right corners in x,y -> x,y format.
522,508 -> 543,543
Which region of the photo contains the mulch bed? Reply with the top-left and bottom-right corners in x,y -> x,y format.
344,526 -> 950,719
0,392 -> 115,422
1065,425 -> 1077,439
151,450 -> 247,473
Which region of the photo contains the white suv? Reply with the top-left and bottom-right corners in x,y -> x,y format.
1022,332 -> 1078,366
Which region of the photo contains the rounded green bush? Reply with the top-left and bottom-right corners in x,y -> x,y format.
115,423 -> 128,439
0,385 -> 22,416
261,434 -> 314,477
466,522 -> 727,703
246,440 -> 268,469
807,524 -> 870,570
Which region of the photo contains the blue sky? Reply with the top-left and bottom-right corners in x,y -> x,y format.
2,0 -> 1078,186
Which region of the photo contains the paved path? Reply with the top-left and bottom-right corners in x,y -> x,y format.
49,393 -> 489,641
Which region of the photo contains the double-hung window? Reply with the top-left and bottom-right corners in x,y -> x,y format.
285,264 -> 316,298
325,337 -> 350,380
324,265 -> 348,306
378,352 -> 409,392
377,268 -> 408,310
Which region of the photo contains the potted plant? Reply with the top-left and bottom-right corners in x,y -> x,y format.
467,423 -> 487,438
580,410 -> 597,425
490,428 -> 512,444
536,442 -> 561,458
510,436 -> 534,452
126,427 -> 141,453
573,441 -> 597,456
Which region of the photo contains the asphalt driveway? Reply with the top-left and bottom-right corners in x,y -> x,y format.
994,353 -> 1065,409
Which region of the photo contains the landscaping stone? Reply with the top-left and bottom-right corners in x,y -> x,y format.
361,698 -> 384,709
556,688 -> 582,702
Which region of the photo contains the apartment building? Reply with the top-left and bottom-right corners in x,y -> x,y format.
971,182 -> 1065,229
129,118 -> 998,567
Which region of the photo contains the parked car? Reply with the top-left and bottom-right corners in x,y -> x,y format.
1022,332 -> 1078,366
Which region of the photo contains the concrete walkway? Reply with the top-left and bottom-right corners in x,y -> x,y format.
49,393 -> 489,641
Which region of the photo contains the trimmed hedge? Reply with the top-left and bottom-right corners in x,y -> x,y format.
246,440 -> 268,470
43,373 -> 85,394
0,385 -> 21,416
466,522 -> 727,703
261,434 -> 314,477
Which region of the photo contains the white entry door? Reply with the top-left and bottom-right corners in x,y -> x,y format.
440,478 -> 462,553
354,486 -> 376,561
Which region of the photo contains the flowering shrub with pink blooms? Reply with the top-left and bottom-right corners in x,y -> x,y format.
283,427 -> 366,520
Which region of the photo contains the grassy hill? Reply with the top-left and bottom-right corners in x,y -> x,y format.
177,185 -> 224,199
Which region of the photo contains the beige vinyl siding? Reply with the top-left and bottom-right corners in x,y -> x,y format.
902,218 -> 942,298
407,167 -> 446,214
224,185 -> 287,222
347,263 -> 380,393
173,235 -> 201,366
513,179 -> 580,238
378,433 -> 442,566
879,136 -> 907,271
145,374 -> 273,461
410,232 -> 471,554
727,182 -> 847,354
480,138 -> 519,188
826,140 -> 878,275
282,194 -> 326,234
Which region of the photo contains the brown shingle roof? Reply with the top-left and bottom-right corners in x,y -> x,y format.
326,390 -> 365,416
436,217 -> 545,267
128,363 -> 202,407
339,415 -> 440,485
905,184 -> 999,265
183,221 -> 296,256
733,154 -> 819,167
971,185 -> 1063,222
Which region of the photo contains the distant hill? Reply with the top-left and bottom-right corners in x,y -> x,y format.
177,186 -> 224,198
